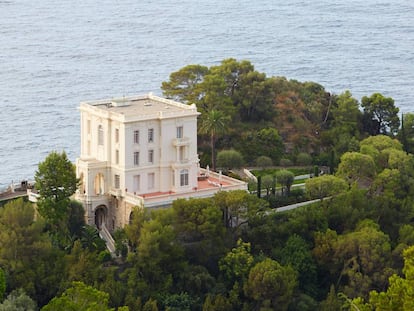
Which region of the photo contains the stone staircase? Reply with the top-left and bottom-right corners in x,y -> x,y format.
99,224 -> 116,255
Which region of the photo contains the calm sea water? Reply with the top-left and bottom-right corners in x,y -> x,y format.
1,0 -> 413,189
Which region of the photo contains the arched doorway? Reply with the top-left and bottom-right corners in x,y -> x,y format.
129,211 -> 135,224
95,205 -> 107,230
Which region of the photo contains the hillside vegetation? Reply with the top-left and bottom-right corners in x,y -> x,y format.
1,59 -> 414,310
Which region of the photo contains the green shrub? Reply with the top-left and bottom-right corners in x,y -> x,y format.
279,158 -> 293,166
296,152 -> 313,166
255,156 -> 273,169
217,149 -> 244,170
98,250 -> 112,262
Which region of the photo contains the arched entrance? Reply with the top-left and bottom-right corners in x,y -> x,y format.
95,205 -> 107,230
129,211 -> 135,225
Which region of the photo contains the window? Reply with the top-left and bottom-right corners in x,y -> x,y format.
133,175 -> 140,192
148,149 -> 154,163
148,128 -> 154,143
176,126 -> 183,138
115,128 -> 119,143
134,130 -> 139,144
179,146 -> 186,162
180,169 -> 189,186
98,125 -> 104,145
114,174 -> 120,189
134,151 -> 139,166
148,173 -> 155,189
115,149 -> 119,164
172,170 -> 175,186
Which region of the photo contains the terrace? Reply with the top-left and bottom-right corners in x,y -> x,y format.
125,168 -> 247,208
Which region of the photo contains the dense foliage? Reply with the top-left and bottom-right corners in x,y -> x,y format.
2,136 -> 414,310
1,60 -> 414,310
34,151 -> 81,248
161,58 -> 401,170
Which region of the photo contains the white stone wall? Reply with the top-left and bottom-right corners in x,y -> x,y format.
76,94 -> 205,229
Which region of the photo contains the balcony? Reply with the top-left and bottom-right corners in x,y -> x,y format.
172,137 -> 190,147
124,192 -> 145,207
109,188 -> 122,198
171,159 -> 190,169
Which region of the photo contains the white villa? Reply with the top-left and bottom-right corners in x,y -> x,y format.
75,93 -> 247,232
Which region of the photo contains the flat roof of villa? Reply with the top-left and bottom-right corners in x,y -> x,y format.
80,93 -> 199,120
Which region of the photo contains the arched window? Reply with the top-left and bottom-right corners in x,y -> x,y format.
98,125 -> 104,145
180,169 -> 189,186
94,173 -> 105,195
79,173 -> 85,193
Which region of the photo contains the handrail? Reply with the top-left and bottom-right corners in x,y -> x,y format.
99,224 -> 116,255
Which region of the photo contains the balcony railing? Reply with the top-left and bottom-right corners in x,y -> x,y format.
109,188 -> 122,198
172,137 -> 190,147
124,192 -> 145,207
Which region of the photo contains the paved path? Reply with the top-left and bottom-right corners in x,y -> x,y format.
0,190 -> 27,202
275,198 -> 322,212
262,197 -> 330,215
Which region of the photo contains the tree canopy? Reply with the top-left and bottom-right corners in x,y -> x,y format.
361,93 -> 400,135
2,58 -> 414,310
41,281 -> 116,311
244,258 -> 297,311
199,109 -> 230,171
305,175 -> 348,199
35,151 -> 78,204
216,149 -> 244,171
34,151 -> 79,226
0,198 -> 63,305
163,58 -> 403,170
34,151 -> 80,248
336,152 -> 376,186
352,245 -> 414,310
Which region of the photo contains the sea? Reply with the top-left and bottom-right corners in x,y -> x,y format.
1,0 -> 413,190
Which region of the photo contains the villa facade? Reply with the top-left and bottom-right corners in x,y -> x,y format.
75,94 -> 247,231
